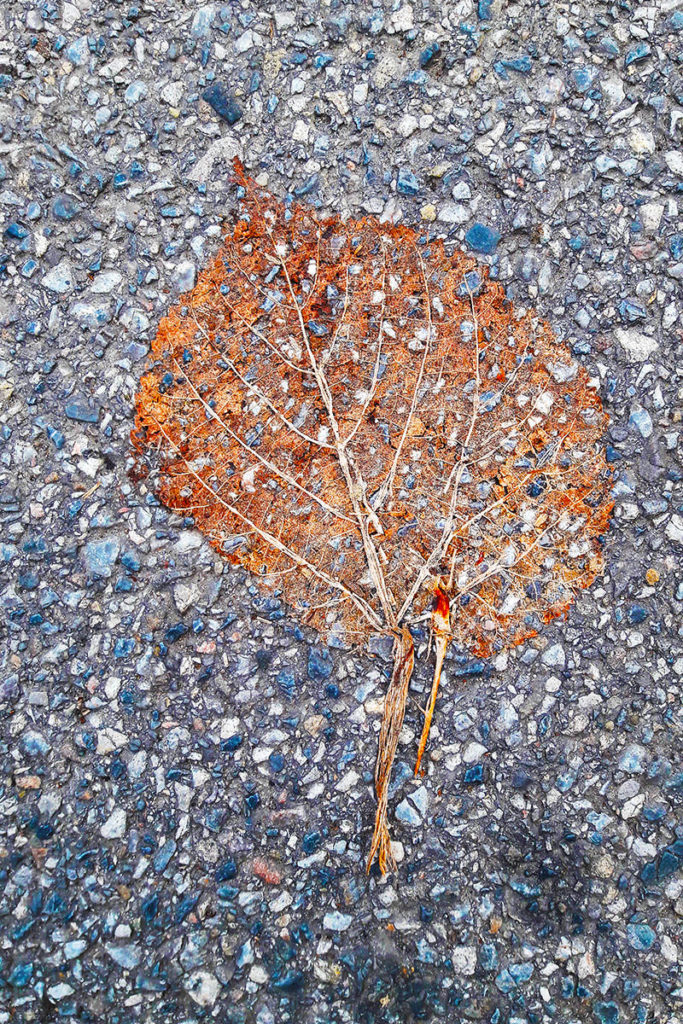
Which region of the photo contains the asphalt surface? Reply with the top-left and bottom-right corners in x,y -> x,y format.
1,1 -> 682,1022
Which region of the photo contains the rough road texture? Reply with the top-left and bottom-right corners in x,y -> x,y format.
1,1 -> 682,1022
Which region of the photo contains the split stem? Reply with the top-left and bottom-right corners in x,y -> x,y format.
415,587 -> 451,775
366,627 -> 415,875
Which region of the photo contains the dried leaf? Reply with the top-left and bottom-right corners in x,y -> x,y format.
133,161 -> 613,873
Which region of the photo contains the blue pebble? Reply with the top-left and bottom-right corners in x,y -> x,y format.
501,55 -> 532,74
479,943 -> 498,970
165,622 -> 188,643
619,299 -> 646,322
205,808 -> 225,832
65,36 -> 89,64
495,968 -> 516,994
572,66 -> 596,93
629,406 -> 652,438
302,831 -> 322,854
396,168 -> 420,196
141,893 -> 159,921
294,174 -> 319,197
594,1002 -> 620,1024
419,41 -> 441,68
669,234 -> 683,259
464,763 -> 484,784
9,963 -> 33,988
269,752 -> 285,773
65,399 -> 99,423
5,222 -> 28,240
478,0 -> 493,19
202,82 -> 242,124
509,962 -> 533,983
53,196 -> 79,220
120,551 -> 141,572
657,848 -> 680,881
124,80 -> 147,105
215,858 -> 237,881
403,69 -> 427,85
308,647 -> 333,681
509,878 -> 541,897
465,223 -> 501,254
627,605 -> 648,624
599,36 -> 620,58
83,537 -> 120,578
154,839 -> 177,873
627,922 -> 655,951
457,270 -> 483,297
277,669 -> 296,698
22,730 -> 51,756
114,637 -> 135,658
623,978 -> 640,1002
175,894 -> 200,923
126,341 -> 149,361
625,42 -> 651,66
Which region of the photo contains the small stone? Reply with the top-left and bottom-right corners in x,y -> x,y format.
640,203 -> 663,234
65,398 -> 100,423
83,538 -> 120,578
619,744 -> 646,774
451,946 -> 477,975
308,647 -> 333,681
615,328 -> 659,362
101,808 -> 127,839
124,80 -> 147,105
664,151 -> 683,176
398,113 -> 419,138
594,1002 -> 620,1024
161,80 -> 185,105
626,923 -> 656,951
396,798 -> 421,826
175,260 -> 196,292
420,204 -> 436,221
465,223 -> 501,255
252,858 -> 282,885
645,568 -> 659,585
202,83 -> 242,124
629,128 -> 655,156
323,911 -> 353,931
396,168 -> 419,196
191,5 -> 215,37
22,730 -> 51,757
629,406 -> 653,439
439,203 -> 468,225
541,643 -> 565,669
105,944 -> 141,969
43,260 -> 75,294
665,515 -> 683,544
186,971 -> 220,1007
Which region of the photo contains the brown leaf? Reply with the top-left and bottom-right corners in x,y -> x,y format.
133,160 -> 613,873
